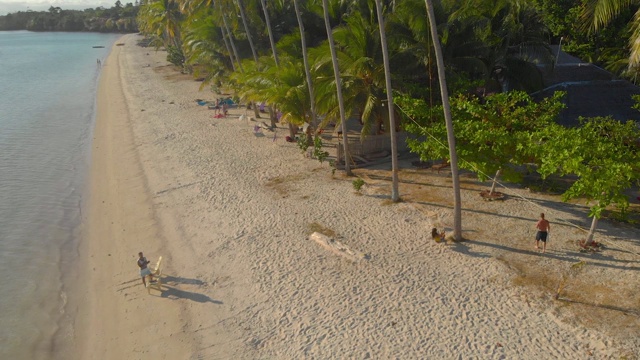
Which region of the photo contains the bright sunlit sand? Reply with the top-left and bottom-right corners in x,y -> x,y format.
76,33 -> 640,359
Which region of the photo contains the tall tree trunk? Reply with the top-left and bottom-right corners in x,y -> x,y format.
374,0 -> 399,202
425,0 -> 462,240
236,0 -> 259,116
259,0 -> 289,134
237,0 -> 259,63
294,0 -> 318,146
260,0 -> 279,65
321,0 -> 352,176
220,26 -> 236,72
220,6 -> 243,73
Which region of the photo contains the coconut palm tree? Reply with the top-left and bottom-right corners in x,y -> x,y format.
294,0 -> 318,146
236,0 -> 259,62
582,0 -> 640,75
373,0 -> 399,202
424,0 -> 462,241
138,0 -> 184,49
181,8 -> 231,82
179,0 -> 238,71
321,0 -> 352,176
260,0 -> 279,65
313,11 -> 397,138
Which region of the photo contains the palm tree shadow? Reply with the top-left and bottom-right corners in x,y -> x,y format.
446,240 -> 492,258
557,298 -> 640,317
469,239 -> 640,271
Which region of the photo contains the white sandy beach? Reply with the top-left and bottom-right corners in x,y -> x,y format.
74,33 -> 640,359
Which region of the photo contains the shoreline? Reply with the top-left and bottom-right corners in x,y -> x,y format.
74,34 -> 194,358
70,33 -> 639,358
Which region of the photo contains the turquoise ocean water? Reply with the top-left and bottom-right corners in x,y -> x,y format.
0,31 -> 121,359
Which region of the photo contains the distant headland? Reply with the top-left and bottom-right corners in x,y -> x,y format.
0,2 -> 138,33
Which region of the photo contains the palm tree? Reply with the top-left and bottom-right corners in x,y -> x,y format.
582,0 -> 640,75
178,0 -> 237,71
257,0 -> 279,127
181,9 -> 231,83
424,0 -> 462,241
294,0 -> 318,146
373,0 -> 399,202
313,11 -> 395,138
236,0 -> 262,117
447,0 -> 552,93
260,0 -> 279,65
138,0 -> 183,49
220,24 -> 238,71
219,5 -> 243,72
237,0 -> 259,63
321,0 -> 352,176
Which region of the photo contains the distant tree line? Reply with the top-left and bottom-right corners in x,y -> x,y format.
0,1 -> 139,32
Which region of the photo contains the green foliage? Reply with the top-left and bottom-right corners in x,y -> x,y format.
312,136 -> 329,164
297,135 -> 310,153
166,45 -> 185,68
533,117 -> 640,218
400,90 -> 566,183
533,0 -> 635,81
0,5 -> 139,32
352,178 -> 365,192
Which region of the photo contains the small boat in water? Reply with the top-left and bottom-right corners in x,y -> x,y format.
92,46 -> 105,48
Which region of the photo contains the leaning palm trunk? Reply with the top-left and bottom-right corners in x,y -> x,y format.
237,0 -> 259,63
424,0 -> 462,240
219,26 -> 236,72
374,0 -> 400,202
321,0 -> 352,175
259,0 -> 295,138
236,0 -> 259,117
294,0 -> 318,146
220,9 -> 243,73
260,0 -> 279,65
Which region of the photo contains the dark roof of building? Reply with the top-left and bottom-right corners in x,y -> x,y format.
535,47 -> 640,126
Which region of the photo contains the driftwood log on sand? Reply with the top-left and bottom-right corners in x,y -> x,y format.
309,232 -> 366,262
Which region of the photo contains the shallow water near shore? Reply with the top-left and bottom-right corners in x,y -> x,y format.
0,31 -> 120,359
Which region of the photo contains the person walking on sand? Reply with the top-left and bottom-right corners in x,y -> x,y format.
535,213 -> 551,253
137,252 -> 154,287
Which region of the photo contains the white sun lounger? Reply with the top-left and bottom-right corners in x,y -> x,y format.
147,256 -> 163,294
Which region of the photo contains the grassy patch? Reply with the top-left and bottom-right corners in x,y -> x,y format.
264,174 -> 307,196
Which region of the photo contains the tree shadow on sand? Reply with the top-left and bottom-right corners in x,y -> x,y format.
450,239 -> 640,272
556,298 -> 640,317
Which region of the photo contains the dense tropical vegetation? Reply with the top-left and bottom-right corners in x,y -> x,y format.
0,2 -> 139,32
130,0 -> 640,244
4,0 -> 633,242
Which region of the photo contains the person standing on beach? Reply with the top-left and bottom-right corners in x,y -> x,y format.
137,252 -> 154,287
535,213 -> 550,253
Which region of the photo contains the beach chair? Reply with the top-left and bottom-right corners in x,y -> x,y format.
147,256 -> 163,294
